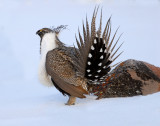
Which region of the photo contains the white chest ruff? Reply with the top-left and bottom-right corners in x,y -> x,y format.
38,32 -> 57,87
38,57 -> 53,87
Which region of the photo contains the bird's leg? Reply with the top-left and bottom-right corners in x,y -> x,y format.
65,96 -> 76,105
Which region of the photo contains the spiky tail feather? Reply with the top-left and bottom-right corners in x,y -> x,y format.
74,7 -> 123,85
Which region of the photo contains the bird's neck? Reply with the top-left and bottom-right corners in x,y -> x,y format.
41,32 -> 57,56
38,32 -> 57,87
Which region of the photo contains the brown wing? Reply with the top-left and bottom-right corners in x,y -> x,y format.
46,49 -> 88,98
50,72 -> 88,98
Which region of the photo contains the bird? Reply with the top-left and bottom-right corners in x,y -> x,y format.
36,8 -> 122,105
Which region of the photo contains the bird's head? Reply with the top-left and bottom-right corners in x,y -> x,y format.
36,26 -> 67,54
36,28 -> 57,54
36,28 -> 53,38
36,25 -> 67,38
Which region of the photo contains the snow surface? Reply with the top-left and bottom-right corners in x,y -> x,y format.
0,0 -> 160,126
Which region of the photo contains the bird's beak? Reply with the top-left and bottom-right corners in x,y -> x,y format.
36,29 -> 43,35
36,30 -> 40,35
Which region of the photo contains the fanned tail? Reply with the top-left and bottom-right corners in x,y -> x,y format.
74,7 -> 123,85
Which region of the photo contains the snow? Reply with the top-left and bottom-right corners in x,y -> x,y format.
0,0 -> 160,126
1,80 -> 160,126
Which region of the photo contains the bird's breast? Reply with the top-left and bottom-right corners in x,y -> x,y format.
38,55 -> 53,87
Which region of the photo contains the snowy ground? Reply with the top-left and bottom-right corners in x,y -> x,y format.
0,0 -> 160,126
1,80 -> 160,126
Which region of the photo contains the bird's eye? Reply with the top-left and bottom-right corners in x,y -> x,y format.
39,29 -> 43,32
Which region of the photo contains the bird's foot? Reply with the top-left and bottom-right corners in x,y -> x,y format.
65,96 -> 76,105
65,103 -> 75,105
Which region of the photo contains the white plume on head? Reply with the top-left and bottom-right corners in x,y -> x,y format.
38,32 -> 57,87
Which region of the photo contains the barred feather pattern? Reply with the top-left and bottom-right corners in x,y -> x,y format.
74,7 -> 123,84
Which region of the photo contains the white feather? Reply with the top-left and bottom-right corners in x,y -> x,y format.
100,55 -> 104,59
38,33 -> 57,87
88,61 -> 91,65
88,53 -> 92,58
87,69 -> 91,72
100,48 -> 103,52
98,62 -> 102,66
91,45 -> 95,50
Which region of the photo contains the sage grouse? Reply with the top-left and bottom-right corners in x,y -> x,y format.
36,8 -> 122,105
